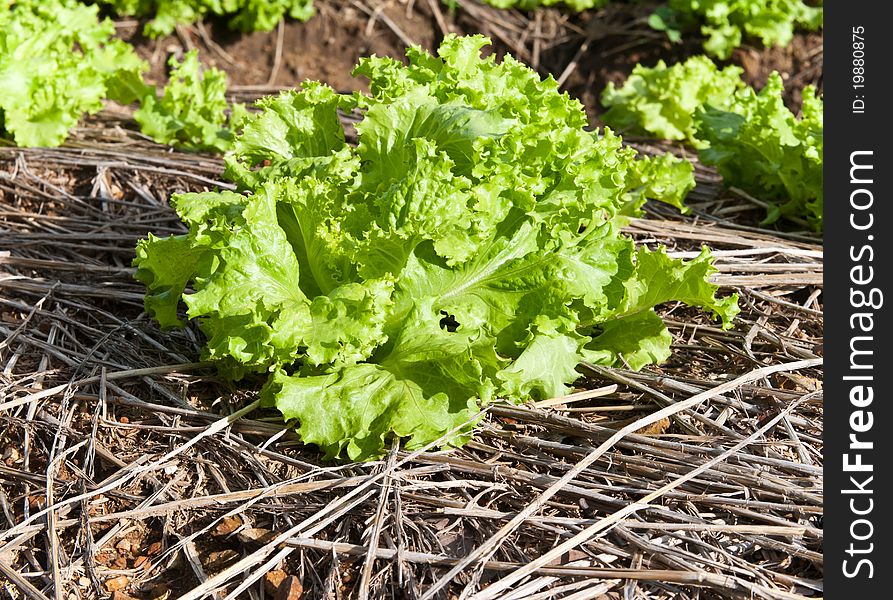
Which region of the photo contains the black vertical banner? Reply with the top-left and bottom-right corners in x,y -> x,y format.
825,3 -> 892,597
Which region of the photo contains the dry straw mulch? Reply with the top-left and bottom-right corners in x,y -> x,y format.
1,117 -> 822,599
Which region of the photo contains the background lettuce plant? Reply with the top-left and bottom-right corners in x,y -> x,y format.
602,56 -> 823,230
650,0 -> 824,59
475,0 -> 822,60
600,56 -> 745,145
0,0 -> 150,147
134,35 -> 738,461
135,50 -> 247,153
696,73 -> 823,230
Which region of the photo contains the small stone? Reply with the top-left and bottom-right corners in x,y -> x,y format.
104,575 -> 129,592
236,528 -> 276,545
275,576 -> 303,600
115,539 -> 131,553
212,515 -> 242,537
264,570 -> 288,595
133,556 -> 149,569
146,541 -> 163,556
636,417 -> 670,436
203,549 -> 239,571
2,446 -> 21,464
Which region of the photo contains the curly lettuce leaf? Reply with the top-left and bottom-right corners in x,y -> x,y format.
134,233 -> 207,328
584,311 -> 673,371
584,246 -> 738,370
622,152 -> 695,215
135,35 -> 736,460
224,81 -> 353,189
601,56 -> 745,145
618,246 -> 739,326
266,315 -> 498,460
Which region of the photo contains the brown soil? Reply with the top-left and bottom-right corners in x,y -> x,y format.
118,0 -> 441,94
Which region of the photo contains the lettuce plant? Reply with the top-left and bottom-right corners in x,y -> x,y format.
696,73 -> 823,230
601,57 -> 823,231
650,0 -> 824,59
134,35 -> 738,460
97,0 -> 315,38
0,0 -> 149,147
135,51 -> 247,153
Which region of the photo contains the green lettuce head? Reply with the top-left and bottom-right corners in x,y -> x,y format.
135,35 -> 738,460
